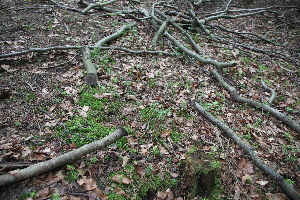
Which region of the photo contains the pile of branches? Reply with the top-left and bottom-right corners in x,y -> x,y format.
1,0 -> 300,199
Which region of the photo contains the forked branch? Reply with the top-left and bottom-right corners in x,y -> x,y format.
211,70 -> 300,134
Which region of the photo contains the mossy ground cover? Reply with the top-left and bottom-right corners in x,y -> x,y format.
54,83 -> 186,198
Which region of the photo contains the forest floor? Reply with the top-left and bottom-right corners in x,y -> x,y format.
0,0 -> 300,199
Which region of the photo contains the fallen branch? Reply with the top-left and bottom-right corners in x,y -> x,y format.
82,24 -> 135,85
95,24 -> 135,47
79,0 -> 137,14
261,80 -> 276,105
194,102 -> 300,200
81,0 -> 118,14
47,0 -> 82,12
0,46 -> 174,59
155,9 -> 202,53
211,70 -> 300,134
0,128 -> 127,187
82,46 -> 98,85
151,17 -> 170,47
141,9 -> 237,71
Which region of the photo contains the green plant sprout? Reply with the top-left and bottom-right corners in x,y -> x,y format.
66,165 -> 78,182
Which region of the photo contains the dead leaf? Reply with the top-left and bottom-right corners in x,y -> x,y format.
265,193 -> 288,200
94,93 -> 111,99
161,129 -> 171,138
110,174 -> 131,184
45,120 -> 58,127
64,87 -> 77,95
60,100 -> 73,112
170,173 -> 178,178
29,153 -> 46,161
35,187 -> 50,199
135,164 -> 146,176
257,180 -> 269,186
241,174 -> 252,184
79,105 -> 89,117
82,105 -> 89,112
165,188 -> 175,199
159,146 -> 169,154
157,191 -> 167,199
1,64 -> 17,72
77,176 -> 98,190
191,134 -> 200,140
114,187 -> 126,195
286,98 -> 295,104
140,143 -> 153,154
88,188 -> 109,200
236,158 -> 254,177
122,156 -> 130,167
186,119 -> 193,126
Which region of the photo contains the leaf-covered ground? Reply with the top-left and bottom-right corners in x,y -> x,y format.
0,0 -> 300,199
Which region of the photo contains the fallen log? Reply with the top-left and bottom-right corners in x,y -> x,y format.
0,128 -> 127,187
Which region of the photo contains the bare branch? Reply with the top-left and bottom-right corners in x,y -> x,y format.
154,9 -> 202,53
141,9 -> 237,71
194,102 -> 300,200
261,81 -> 276,105
0,46 -> 174,59
211,70 -> 300,134
82,0 -> 119,14
82,46 -> 98,85
47,0 -> 81,12
152,17 -> 170,47
95,24 -> 136,47
0,128 -> 128,187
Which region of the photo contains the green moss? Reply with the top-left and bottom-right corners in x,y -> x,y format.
108,164 -> 178,199
170,131 -> 182,143
18,192 -> 36,200
66,165 -> 78,182
56,86 -> 128,147
140,103 -> 172,130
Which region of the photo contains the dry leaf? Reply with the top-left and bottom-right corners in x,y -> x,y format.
1,64 -> 17,72
286,98 -> 295,104
257,180 -> 269,186
35,187 -> 50,199
157,191 -> 167,199
241,174 -> 252,184
110,174 -> 131,184
265,193 -> 288,200
122,156 -> 130,167
88,188 -> 109,200
64,87 -> 77,95
140,143 -> 153,154
161,129 -> 171,138
170,173 -> 178,178
165,188 -> 174,199
236,158 -> 254,177
114,187 -> 126,195
135,164 -> 146,176
77,176 -> 98,190
159,146 -> 169,154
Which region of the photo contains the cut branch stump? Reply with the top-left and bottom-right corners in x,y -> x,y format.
182,151 -> 220,199
82,46 -> 98,86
